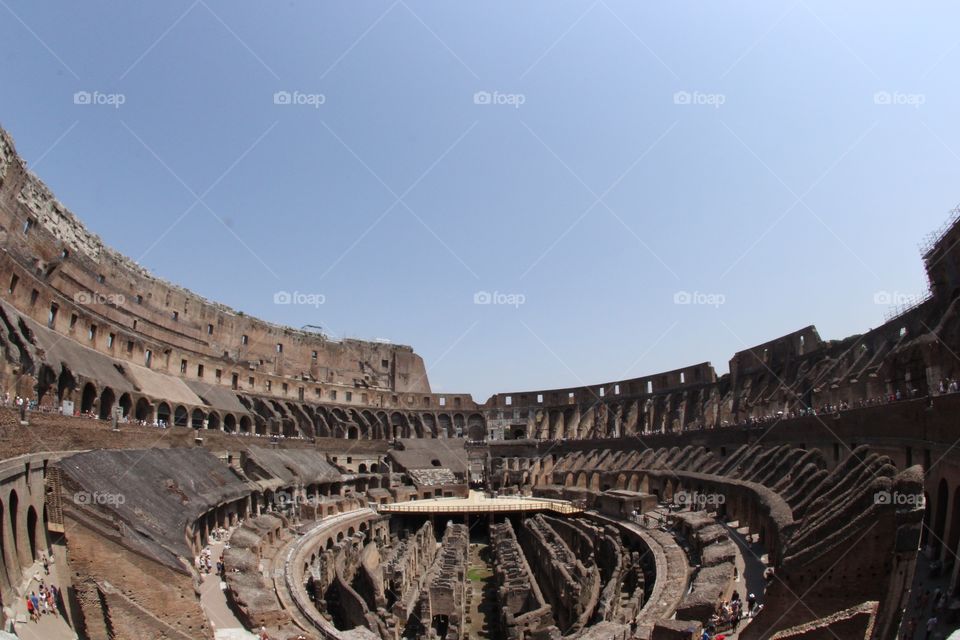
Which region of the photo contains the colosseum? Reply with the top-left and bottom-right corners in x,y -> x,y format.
0,121 -> 957,640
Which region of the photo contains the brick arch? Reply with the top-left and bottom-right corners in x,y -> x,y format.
134,396 -> 153,422
80,381 -> 98,414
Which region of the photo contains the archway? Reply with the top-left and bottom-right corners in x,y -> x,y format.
239,415 -> 252,434
207,412 -> 221,430
118,393 -> 132,417
80,382 -> 97,414
347,426 -> 359,440
134,397 -> 152,422
8,491 -> 19,568
25,506 -> 37,562
947,486 -> 960,560
0,496 -> 9,592
174,405 -> 188,427
934,479 -> 949,553
224,414 -> 237,433
98,387 -> 116,419
191,408 -> 206,429
467,413 -> 485,441
157,402 -> 171,425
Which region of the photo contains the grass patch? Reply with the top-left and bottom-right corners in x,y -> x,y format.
467,567 -> 492,581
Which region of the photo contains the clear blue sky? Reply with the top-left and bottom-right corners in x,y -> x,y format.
2,1 -> 958,400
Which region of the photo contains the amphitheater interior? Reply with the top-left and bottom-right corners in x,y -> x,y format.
0,124 -> 958,640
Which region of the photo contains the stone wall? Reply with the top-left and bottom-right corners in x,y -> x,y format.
518,514 -> 600,634
418,523 -> 468,639
489,519 -> 556,639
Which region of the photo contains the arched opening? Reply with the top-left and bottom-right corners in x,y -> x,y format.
438,413 -> 453,438
390,413 -> 405,439
118,393 -> 132,417
934,479 -> 950,553
0,496 -> 8,591
80,382 -> 97,414
223,414 -> 236,432
157,402 -> 171,426
949,490 -> 960,562
134,397 -> 152,422
358,463 -> 368,474
8,491 -> 19,567
25,506 -> 37,562
239,415 -> 252,434
191,408 -> 206,429
347,426 -> 359,440
174,405 -> 188,427
98,387 -> 116,420
467,413 -> 485,441
57,366 -> 76,403
207,412 -> 221,430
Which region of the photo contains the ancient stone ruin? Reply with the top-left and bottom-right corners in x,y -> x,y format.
0,122 -> 954,640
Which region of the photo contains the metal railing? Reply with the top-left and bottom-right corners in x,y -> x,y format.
378,498 -> 584,515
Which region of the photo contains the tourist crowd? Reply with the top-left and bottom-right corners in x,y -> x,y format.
23,553 -> 62,625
